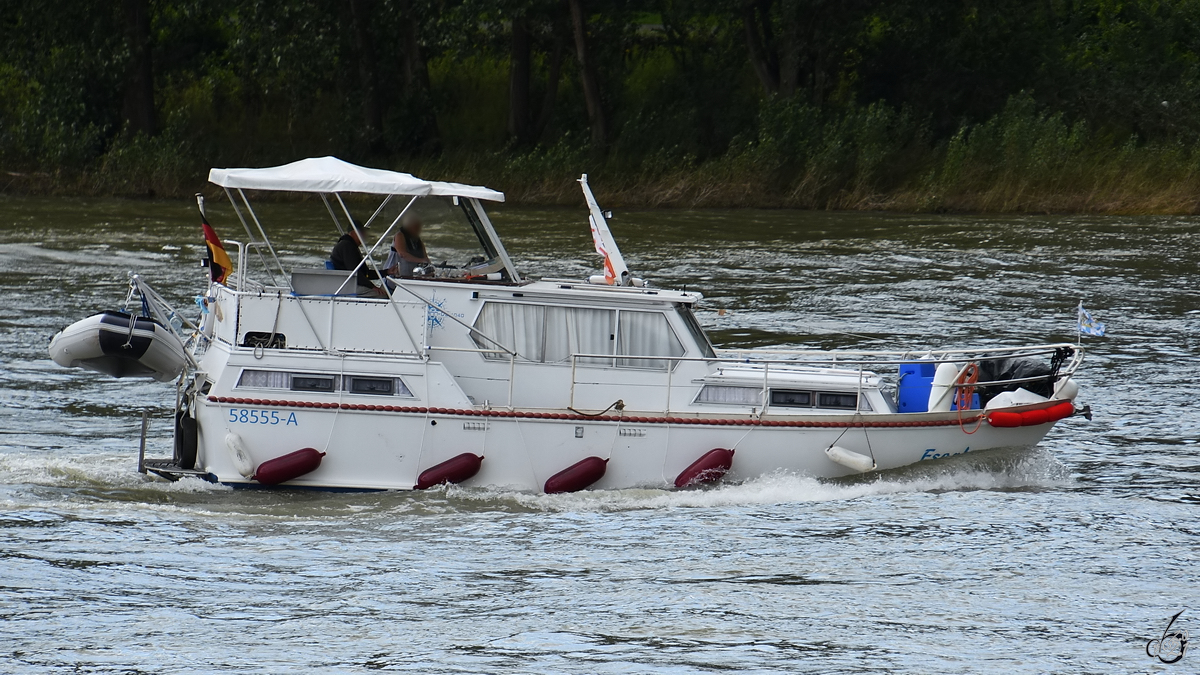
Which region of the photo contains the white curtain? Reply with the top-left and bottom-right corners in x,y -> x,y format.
545,307 -> 614,365
238,369 -> 289,388
473,303 -> 545,361
476,303 -> 685,368
695,385 -> 761,405
617,311 -> 684,369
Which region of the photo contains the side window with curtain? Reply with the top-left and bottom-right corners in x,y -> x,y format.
472,302 -> 616,366
616,311 -> 685,369
471,302 -> 546,361
544,306 -> 616,365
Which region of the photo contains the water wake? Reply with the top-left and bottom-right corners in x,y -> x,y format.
438,447 -> 1073,513
0,446 -> 1071,515
0,450 -> 226,496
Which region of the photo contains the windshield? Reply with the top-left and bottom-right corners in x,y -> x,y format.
346,195 -> 512,281
676,303 -> 716,358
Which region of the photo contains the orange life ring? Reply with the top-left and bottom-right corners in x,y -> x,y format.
955,363 -> 980,411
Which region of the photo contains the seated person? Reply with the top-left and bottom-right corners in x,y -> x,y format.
329,219 -> 382,292
384,218 -> 432,277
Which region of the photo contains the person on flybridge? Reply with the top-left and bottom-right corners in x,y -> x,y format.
385,217 -> 432,277
329,218 -> 382,293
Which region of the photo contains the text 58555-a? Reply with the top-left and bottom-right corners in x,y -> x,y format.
228,409 -> 298,426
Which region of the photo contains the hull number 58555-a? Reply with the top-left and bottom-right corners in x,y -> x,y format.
228,409 -> 299,426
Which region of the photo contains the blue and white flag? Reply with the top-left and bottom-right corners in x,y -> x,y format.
1078,303 -> 1106,337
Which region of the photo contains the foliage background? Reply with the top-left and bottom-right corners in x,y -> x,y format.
3,0 -> 1200,211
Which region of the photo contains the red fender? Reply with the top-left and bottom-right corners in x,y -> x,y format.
987,411 -> 1023,427
414,453 -> 484,490
1045,401 -> 1076,422
675,448 -> 735,488
253,447 -> 325,485
544,456 -> 608,494
988,401 -> 1076,428
1021,408 -> 1052,426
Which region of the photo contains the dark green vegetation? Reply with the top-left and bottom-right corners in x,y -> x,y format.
4,0 -> 1200,211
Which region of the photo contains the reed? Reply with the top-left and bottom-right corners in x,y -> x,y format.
6,95 -> 1200,214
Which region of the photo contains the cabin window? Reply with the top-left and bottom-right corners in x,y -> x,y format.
695,385 -> 761,406
238,369 -> 414,397
349,376 -> 393,395
472,302 -> 686,369
473,302 -> 546,361
472,302 -> 615,366
766,389 -> 873,411
242,332 -> 286,349
770,390 -> 811,407
675,304 -> 716,358
818,392 -> 859,410
238,369 -> 289,389
616,310 -> 685,369
545,306 -> 616,365
292,375 -> 335,392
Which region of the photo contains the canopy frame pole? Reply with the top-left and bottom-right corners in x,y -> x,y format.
237,189 -> 288,286
374,199 -> 425,359
334,193 -> 361,241
306,192 -> 522,357
363,194 -> 393,228
330,195 -> 417,296
325,195 -> 426,358
320,194 -> 347,235
331,191 -> 405,292
223,187 -> 279,288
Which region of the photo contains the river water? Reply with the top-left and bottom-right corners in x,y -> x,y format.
1,195 -> 1197,673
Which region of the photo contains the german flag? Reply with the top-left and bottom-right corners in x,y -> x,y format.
202,215 -> 233,285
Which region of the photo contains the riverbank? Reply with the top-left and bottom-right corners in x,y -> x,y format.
7,161 -> 1199,214
5,97 -> 1200,214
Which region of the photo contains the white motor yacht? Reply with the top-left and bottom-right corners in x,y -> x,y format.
49,157 -> 1086,492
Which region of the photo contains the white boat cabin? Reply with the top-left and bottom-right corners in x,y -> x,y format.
198,157 -> 895,419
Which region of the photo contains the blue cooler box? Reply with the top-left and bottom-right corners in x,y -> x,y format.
897,363 -> 979,412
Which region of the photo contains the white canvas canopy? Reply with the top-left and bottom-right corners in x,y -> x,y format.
208,156 -> 505,201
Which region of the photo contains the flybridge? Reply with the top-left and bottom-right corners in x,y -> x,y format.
207,156 -> 522,290
48,158 -> 1088,493
206,157 -> 642,296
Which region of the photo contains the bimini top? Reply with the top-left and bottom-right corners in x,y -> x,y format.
208,156 -> 505,201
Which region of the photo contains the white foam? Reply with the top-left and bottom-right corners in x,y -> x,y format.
438,448 -> 1073,512
0,450 -> 226,494
0,446 -> 1071,514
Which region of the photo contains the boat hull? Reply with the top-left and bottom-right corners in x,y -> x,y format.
192,396 -> 1064,491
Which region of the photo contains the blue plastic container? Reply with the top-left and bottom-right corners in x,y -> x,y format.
897,363 -> 981,412
897,363 -> 935,412
954,393 -> 981,411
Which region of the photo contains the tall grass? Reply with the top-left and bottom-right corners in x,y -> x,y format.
7,93 -> 1200,214
915,95 -> 1200,212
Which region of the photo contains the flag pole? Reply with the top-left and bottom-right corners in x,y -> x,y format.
1077,299 -> 1083,346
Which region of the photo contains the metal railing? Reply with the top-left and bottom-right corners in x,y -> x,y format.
425,342 -> 1081,415
563,343 -> 1082,415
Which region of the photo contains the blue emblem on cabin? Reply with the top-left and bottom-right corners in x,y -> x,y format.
425,292 -> 463,331
427,293 -> 448,331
